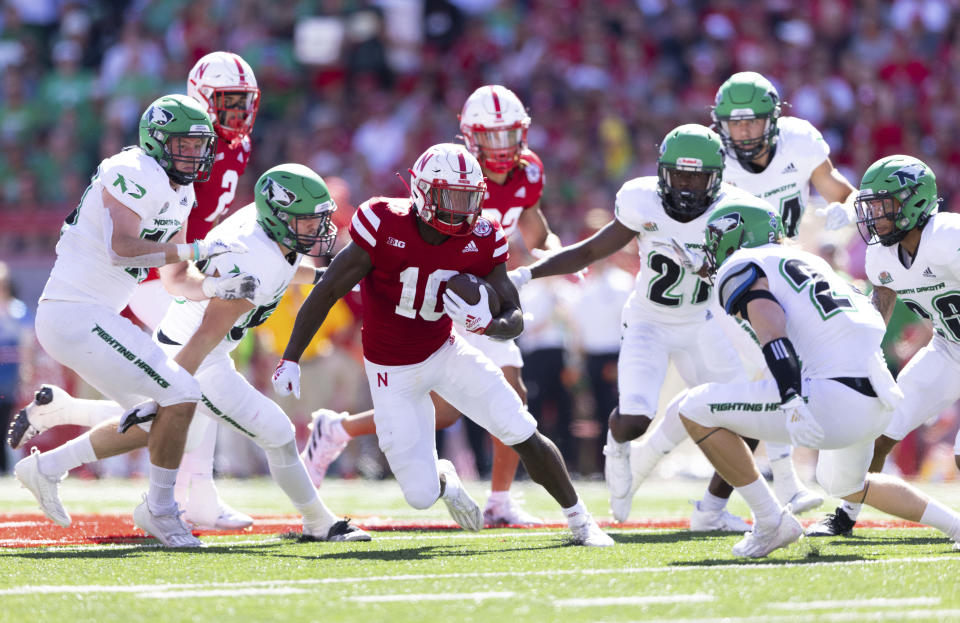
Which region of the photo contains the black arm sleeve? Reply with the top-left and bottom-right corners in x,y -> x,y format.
762,337 -> 802,403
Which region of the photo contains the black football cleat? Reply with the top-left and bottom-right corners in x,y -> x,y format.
299,519 -> 372,542
8,386 -> 56,449
805,507 -> 855,537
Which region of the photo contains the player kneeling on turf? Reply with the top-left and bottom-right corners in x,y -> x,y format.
673,196 -> 960,558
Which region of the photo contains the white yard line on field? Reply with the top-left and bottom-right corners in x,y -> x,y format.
630,609 -> 960,623
140,587 -> 308,599
348,592 -> 515,603
770,597 -> 941,609
4,555 -> 959,597
557,594 -> 714,607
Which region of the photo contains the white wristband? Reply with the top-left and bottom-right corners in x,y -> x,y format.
177,243 -> 194,261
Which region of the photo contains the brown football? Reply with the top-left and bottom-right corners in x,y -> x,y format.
445,273 -> 501,316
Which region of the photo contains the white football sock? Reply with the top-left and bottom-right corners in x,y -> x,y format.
840,500 -> 863,521
38,433 -> 97,477
147,463 -> 179,515
736,477 -> 782,529
647,408 -> 688,455
265,441 -> 336,534
71,398 -> 124,428
920,499 -> 960,541
770,453 -> 805,502
487,490 -> 510,506
699,490 -> 728,512
562,498 -> 589,528
175,421 -> 217,507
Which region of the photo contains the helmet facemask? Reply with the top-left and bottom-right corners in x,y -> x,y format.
658,164 -> 721,223
415,177 -> 486,236
464,123 -> 527,174
275,210 -> 338,257
854,191 -> 914,247
208,87 -> 260,143
715,113 -> 778,164
158,132 -> 217,185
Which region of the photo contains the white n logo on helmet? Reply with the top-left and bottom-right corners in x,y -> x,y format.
890,163 -> 926,186
261,178 -> 297,207
713,212 -> 742,234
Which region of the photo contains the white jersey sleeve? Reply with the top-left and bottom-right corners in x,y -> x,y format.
158,205 -> 299,356
40,148 -> 194,313
613,176 -> 656,234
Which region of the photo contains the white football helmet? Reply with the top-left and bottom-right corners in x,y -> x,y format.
409,143 -> 487,237
459,85 -> 530,174
187,51 -> 260,145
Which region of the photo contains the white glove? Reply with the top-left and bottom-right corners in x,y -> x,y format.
508,266 -> 532,290
272,359 -> 301,398
194,238 -> 248,261
443,288 -> 493,334
815,202 -> 855,231
651,238 -> 705,272
201,272 -> 260,300
781,395 -> 825,448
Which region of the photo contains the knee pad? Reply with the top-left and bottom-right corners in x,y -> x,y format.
402,480 -> 441,510
815,460 -> 865,498
264,440 -> 300,468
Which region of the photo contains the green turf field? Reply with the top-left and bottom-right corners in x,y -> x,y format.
3,477 -> 959,622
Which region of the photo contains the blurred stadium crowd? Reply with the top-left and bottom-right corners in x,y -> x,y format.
1,0 -> 958,482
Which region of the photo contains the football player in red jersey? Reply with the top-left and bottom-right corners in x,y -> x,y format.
275,144 -> 612,545
120,52 -> 259,530
299,86 -> 559,526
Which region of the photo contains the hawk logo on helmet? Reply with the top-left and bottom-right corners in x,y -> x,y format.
261,178 -> 296,207
148,106 -> 175,126
890,163 -> 926,186
712,212 -> 742,234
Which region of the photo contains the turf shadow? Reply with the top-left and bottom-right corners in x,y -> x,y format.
267,542 -> 562,562
8,541 -> 284,560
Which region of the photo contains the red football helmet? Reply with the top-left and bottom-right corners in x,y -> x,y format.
459,85 -> 530,174
410,143 -> 487,237
187,51 -> 260,145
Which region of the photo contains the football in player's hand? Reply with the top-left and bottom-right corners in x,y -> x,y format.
445,273 -> 501,316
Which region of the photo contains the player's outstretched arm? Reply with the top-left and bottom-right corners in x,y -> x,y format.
176,297 -> 255,375
528,218 -> 636,280
281,241 -> 371,363
871,285 -> 897,325
482,263 -> 524,340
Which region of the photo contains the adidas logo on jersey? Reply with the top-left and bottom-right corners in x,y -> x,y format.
923,266 -> 937,278
462,240 -> 479,253
514,186 -> 527,198
781,162 -> 798,174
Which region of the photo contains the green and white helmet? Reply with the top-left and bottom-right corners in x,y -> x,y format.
657,124 -> 725,222
711,71 -> 782,164
255,163 -> 338,257
704,194 -> 785,276
138,94 -> 217,185
854,154 -> 939,247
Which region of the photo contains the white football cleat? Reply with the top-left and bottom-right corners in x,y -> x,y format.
953,541 -> 960,551
731,507 -> 803,558
609,491 -> 634,524
782,488 -> 824,515
14,447 -> 71,527
301,409 -> 349,487
603,430 -> 632,499
483,495 -> 544,526
302,519 -> 372,542
180,477 -> 253,530
184,500 -> 253,531
689,500 -> 752,532
7,385 -> 72,450
133,496 -> 203,548
438,459 -> 483,531
570,515 -> 615,547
